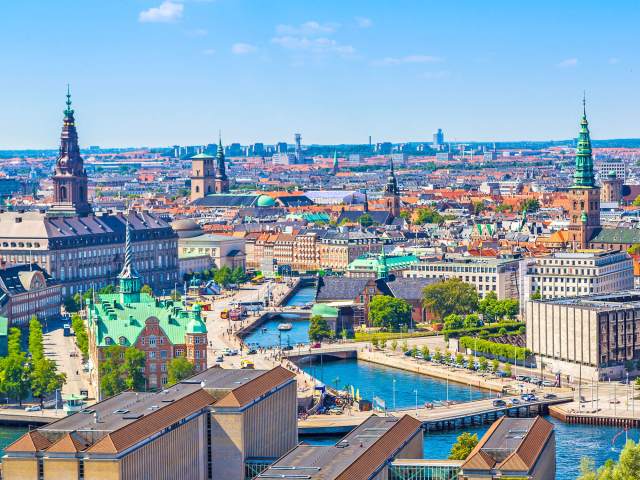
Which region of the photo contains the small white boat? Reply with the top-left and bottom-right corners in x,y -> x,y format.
277,322 -> 293,331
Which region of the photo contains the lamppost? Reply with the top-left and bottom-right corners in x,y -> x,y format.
393,378 -> 396,411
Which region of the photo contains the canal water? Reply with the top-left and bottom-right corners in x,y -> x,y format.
300,358 -> 635,480
242,284 -> 315,348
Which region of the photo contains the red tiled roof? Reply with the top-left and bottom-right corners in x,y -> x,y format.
335,415 -> 422,480
47,432 -> 91,453
215,366 -> 295,408
5,430 -> 52,453
499,416 -> 554,472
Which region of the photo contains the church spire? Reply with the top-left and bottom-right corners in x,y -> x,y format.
384,158 -> 399,196
573,95 -> 596,188
118,212 -> 141,303
215,133 -> 227,180
332,151 -> 339,175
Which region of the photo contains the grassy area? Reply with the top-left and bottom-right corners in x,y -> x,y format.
354,330 -> 435,342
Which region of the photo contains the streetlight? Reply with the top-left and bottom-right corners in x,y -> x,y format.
393,378 -> 396,411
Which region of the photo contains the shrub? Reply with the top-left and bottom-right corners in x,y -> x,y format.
459,336 -> 531,361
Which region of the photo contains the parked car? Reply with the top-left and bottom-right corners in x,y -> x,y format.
492,399 -> 507,407
543,393 -> 557,399
516,375 -> 530,382
521,393 -> 535,401
511,398 -> 520,405
215,355 -> 224,363
247,348 -> 257,355
542,380 -> 555,387
311,343 -> 321,348
25,405 -> 41,412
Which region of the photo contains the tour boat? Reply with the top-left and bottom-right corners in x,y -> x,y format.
277,322 -> 293,331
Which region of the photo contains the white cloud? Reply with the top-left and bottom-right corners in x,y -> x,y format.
372,55 -> 442,66
609,57 -> 620,65
557,58 -> 578,68
202,48 -> 215,56
139,1 -> 184,23
276,21 -> 338,36
355,17 -> 373,28
271,36 -> 355,56
231,43 -> 257,55
187,28 -> 208,37
420,70 -> 450,80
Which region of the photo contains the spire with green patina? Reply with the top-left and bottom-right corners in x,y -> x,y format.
332,151 -> 339,175
119,212 -> 141,304
215,132 -> 227,181
573,95 -> 596,188
377,246 -> 389,279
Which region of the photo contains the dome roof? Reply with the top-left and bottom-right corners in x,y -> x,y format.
187,318 -> 207,334
170,218 -> 203,238
256,195 -> 276,207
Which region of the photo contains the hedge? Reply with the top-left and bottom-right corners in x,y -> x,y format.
459,336 -> 531,361
444,321 -> 522,340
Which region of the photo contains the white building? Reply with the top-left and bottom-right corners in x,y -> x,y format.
523,250 -> 633,303
402,254 -> 521,299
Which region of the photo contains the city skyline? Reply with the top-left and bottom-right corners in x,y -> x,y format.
2,0 -> 639,148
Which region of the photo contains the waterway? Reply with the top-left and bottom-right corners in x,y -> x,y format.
0,426 -> 27,456
242,284 -> 315,348
299,358 -> 635,480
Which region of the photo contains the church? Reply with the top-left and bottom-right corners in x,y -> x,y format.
0,90 -> 179,297
564,102 -> 640,251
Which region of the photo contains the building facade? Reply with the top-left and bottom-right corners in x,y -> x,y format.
319,231 -> 381,272
0,264 -> 62,326
523,250 -> 633,303
526,291 -> 640,380
402,255 -> 520,299
87,219 -> 206,394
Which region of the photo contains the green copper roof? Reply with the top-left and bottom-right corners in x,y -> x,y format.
573,99 -> 596,188
347,254 -> 419,273
311,303 -> 339,318
581,211 -> 588,223
88,293 -> 203,347
256,195 -> 276,207
187,317 -> 208,334
590,228 -> 640,245
191,152 -> 215,159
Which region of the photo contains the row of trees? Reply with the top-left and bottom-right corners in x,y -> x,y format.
184,266 -> 247,288
71,314 -> 89,360
0,318 -> 66,406
459,336 -> 531,361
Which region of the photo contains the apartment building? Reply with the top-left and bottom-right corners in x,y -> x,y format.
402,254 -> 521,299
3,366 -> 297,480
319,231 -> 381,272
292,231 -> 321,273
523,250 -> 633,303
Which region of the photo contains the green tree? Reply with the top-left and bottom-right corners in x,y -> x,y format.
99,284 -> 116,294
0,328 -> 29,405
504,364 -> 512,377
443,314 -> 464,330
391,339 -> 398,352
368,295 -> 412,331
99,345 -> 125,398
230,267 -> 247,284
30,357 -> 66,407
214,266 -> 233,287
479,356 -> 488,371
463,313 -> 482,329
455,353 -> 464,365
167,357 -> 195,386
71,314 -> 89,359
479,291 -> 499,322
122,347 -> 146,391
472,201 -> 486,215
628,244 -> 640,256
491,359 -> 500,372
495,203 -> 511,213
140,284 -> 153,296
415,207 -> 443,225
29,316 -> 44,361
530,288 -> 542,300
578,440 -> 640,479
433,349 -> 442,362
422,278 -> 479,320
401,340 -> 409,353
421,345 -> 430,360
448,432 -> 479,460
371,338 -> 379,349
308,315 -> 332,342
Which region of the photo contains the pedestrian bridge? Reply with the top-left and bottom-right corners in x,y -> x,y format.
298,393 -> 572,434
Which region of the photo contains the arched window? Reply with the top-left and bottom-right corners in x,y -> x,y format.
195,186 -> 200,193
60,186 -> 67,201
119,336 -> 127,346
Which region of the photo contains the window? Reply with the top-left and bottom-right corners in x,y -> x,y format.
149,336 -> 157,346
160,350 -> 167,359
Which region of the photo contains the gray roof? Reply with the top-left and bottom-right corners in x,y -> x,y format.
192,194 -> 259,208
383,277 -> 434,301
590,227 -> 640,245
316,277 -> 371,301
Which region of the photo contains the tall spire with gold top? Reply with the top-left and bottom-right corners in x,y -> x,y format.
573,95 -> 596,188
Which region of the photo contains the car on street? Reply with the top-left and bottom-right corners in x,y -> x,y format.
542,380 -> 556,387
492,399 -> 507,407
25,405 -> 41,412
543,393 -> 557,399
521,393 -> 535,402
215,355 -> 224,363
511,398 -> 520,405
247,348 -> 257,355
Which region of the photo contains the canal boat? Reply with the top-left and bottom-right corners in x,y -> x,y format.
277,322 -> 293,331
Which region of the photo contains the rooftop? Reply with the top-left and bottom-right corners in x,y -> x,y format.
534,290 -> 640,311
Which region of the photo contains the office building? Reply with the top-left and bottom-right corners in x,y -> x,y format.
523,250 -> 633,303
526,291 -> 640,379
3,366 -> 296,480
403,254 -> 520,299
597,160 -> 626,182
432,128 -> 444,150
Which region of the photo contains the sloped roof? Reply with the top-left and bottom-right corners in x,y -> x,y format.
498,416 -> 554,472
335,415 -> 422,480
5,430 -> 52,453
591,227 -> 640,245
316,277 -> 370,302
214,366 -> 294,408
87,388 -> 215,454
47,432 -> 91,453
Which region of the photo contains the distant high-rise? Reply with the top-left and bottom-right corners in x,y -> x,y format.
376,142 -> 393,155
276,142 -> 288,153
251,143 -> 265,156
432,128 -> 444,150
294,133 -> 302,163
50,87 -> 92,217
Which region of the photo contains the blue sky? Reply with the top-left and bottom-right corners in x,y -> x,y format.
1,0 -> 639,148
